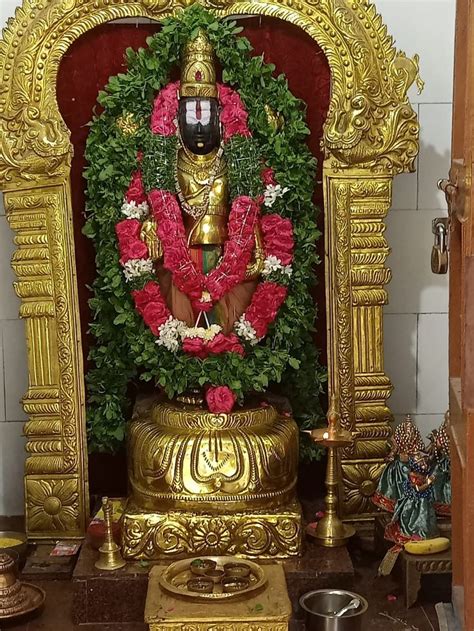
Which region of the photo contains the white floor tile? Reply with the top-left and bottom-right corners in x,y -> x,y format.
375,0 -> 455,105
418,104 -> 453,210
417,313 -> 449,414
385,209 -> 448,314
0,216 -> 21,320
2,320 -> 28,422
384,313 -> 418,415
0,421 -> 25,515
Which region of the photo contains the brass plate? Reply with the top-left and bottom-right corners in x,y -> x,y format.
158,556 -> 267,601
0,583 -> 46,620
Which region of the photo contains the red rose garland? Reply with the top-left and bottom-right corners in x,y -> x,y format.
114,80 -> 295,412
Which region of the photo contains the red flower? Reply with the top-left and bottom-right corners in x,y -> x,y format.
206,385 -> 237,414
125,171 -> 147,204
218,84 -> 251,142
120,240 -> 149,264
151,81 -> 179,136
142,300 -> 170,334
182,337 -> 208,359
207,333 -> 245,356
261,167 -> 276,186
116,218 -> 141,240
132,281 -> 163,315
261,214 -> 294,265
115,219 -> 150,263
245,282 -> 288,338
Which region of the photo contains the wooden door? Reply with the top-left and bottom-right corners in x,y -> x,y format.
444,0 -> 474,627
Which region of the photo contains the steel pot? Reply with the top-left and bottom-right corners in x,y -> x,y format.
299,589 -> 368,631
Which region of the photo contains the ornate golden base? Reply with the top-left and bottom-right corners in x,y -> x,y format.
121,500 -> 303,560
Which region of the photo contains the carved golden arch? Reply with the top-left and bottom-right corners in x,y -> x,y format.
0,0 -> 420,538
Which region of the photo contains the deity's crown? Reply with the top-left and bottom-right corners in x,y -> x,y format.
180,29 -> 218,99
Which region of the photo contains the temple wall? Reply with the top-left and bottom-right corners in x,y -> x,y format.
0,0 -> 454,515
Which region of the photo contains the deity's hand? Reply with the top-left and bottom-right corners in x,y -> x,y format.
140,219 -> 163,261
245,225 -> 265,280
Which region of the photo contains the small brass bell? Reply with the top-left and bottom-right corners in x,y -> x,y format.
95,497 -> 126,571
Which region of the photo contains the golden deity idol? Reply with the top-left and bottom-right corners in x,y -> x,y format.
123,31 -> 302,559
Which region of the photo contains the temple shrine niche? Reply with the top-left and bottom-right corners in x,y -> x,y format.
0,0 -> 421,554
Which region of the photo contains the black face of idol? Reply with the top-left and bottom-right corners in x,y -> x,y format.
178,97 -> 220,155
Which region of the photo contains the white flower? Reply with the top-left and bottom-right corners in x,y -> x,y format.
121,199 -> 149,220
262,256 -> 293,278
156,317 -> 186,352
181,324 -> 221,341
263,184 -> 289,208
235,316 -> 259,345
122,258 -> 154,281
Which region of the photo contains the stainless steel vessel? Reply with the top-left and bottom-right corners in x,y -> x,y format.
299,589 -> 368,631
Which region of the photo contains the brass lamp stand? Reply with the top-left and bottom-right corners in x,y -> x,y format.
307,397 -> 355,547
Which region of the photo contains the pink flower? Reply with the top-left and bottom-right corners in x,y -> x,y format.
217,83 -> 251,142
244,282 -> 288,338
125,171 -> 147,204
261,167 -> 276,186
261,214 -> 294,264
207,333 -> 245,356
120,240 -> 149,263
132,281 -> 163,315
142,300 -> 170,334
182,337 -> 208,359
115,219 -> 149,263
116,219 -> 141,241
206,385 -> 237,414
151,81 -> 179,136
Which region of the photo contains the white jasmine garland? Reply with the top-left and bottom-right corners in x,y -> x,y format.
122,258 -> 154,281
262,255 -> 293,278
181,324 -> 221,341
156,317 -> 185,352
263,183 -> 289,208
156,319 -> 223,353
121,199 -> 150,220
235,316 -> 259,345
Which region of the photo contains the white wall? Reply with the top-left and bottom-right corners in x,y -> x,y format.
0,0 -> 454,514
378,0 -> 454,440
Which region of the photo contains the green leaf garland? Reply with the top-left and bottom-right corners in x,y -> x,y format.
84,5 -> 326,456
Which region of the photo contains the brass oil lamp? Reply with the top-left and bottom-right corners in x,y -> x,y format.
307,396 -> 355,547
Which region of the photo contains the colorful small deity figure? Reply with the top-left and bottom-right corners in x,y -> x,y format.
428,411 -> 451,517
373,414 -> 425,513
388,450 -> 439,540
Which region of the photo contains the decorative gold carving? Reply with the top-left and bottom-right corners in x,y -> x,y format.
129,400 -> 299,512
122,501 -> 302,559
3,186 -> 88,538
0,0 -> 420,536
26,477 -> 81,534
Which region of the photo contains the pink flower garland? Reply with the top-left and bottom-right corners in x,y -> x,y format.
148,190 -> 259,311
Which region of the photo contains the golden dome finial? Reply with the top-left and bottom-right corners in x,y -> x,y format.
180,29 -> 218,99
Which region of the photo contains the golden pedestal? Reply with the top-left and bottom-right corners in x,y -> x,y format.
145,564 -> 292,631
122,397 -> 302,559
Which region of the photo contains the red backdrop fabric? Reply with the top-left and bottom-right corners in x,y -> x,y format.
57,17 -> 331,367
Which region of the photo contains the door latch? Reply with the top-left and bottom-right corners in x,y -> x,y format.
431,217 -> 450,274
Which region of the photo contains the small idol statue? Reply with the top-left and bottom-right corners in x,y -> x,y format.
373,414 -> 425,513
428,411 -> 451,517
389,450 -> 439,540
